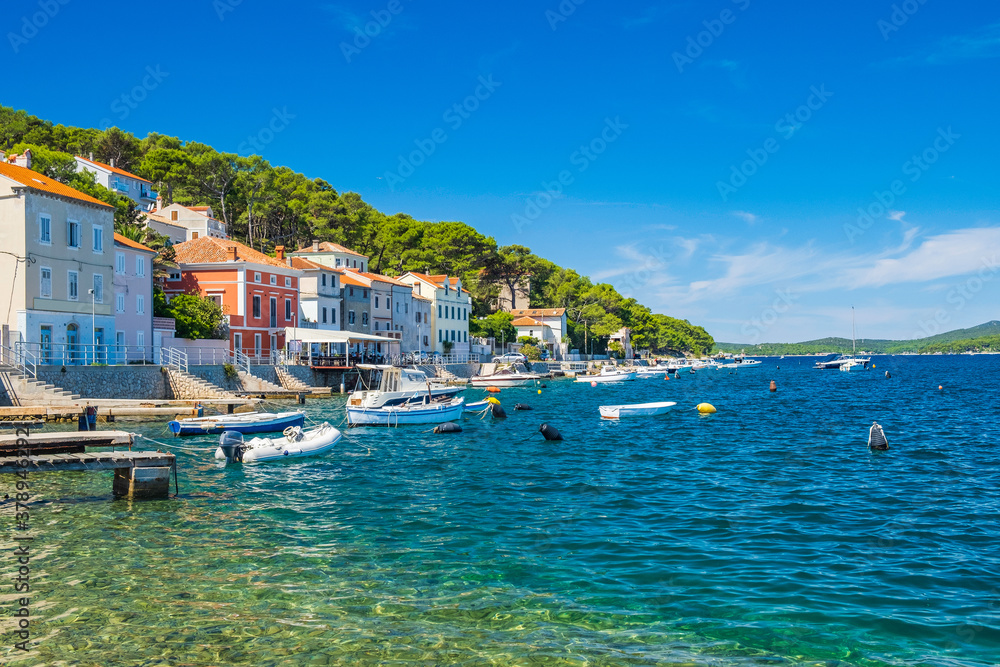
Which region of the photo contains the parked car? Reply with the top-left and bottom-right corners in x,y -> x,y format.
494,353 -> 527,363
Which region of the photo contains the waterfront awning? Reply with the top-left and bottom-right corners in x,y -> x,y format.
284,328 -> 394,345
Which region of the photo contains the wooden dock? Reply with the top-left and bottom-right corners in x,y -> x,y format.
0,431 -> 176,499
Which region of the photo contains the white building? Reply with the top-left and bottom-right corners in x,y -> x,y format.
289,257 -> 341,330
0,153 -> 115,363
146,200 -> 227,243
112,234 -> 156,359
397,272 -> 472,355
288,241 -> 369,272
509,308 -> 568,359
75,155 -> 157,212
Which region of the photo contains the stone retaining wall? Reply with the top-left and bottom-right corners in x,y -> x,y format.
35,365 -> 171,400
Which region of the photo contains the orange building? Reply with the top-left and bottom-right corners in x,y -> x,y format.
167,238 -> 301,359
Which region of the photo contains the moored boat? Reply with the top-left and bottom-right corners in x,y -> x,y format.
599,401 -> 677,419
169,410 -> 305,436
349,366 -> 462,409
469,364 -> 542,387
347,396 -> 466,426
215,423 -> 341,463
575,365 -> 637,383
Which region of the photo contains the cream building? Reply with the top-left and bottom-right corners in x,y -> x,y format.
397,272 -> 472,355
0,155 -> 115,363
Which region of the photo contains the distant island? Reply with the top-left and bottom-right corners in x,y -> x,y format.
714,321 -> 1000,355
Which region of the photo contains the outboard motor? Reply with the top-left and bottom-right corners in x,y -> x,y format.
219,430 -> 246,463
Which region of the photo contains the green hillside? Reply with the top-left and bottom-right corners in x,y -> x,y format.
715,321 -> 1000,355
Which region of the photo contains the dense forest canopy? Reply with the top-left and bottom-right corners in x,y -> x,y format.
0,105 -> 714,356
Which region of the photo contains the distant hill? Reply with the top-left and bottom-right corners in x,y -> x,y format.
715,321 -> 1000,355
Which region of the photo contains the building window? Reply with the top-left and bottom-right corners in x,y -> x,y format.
363,290 -> 368,298
335,258 -> 342,267
285,298 -> 291,321
452,306 -> 456,319
438,305 -> 442,319
191,232 -> 199,240
374,296 -> 379,309
348,310 -> 356,325
423,335 -> 429,346
35,266 -> 53,299
67,220 -> 80,248
92,274 -> 103,303
361,312 -> 369,327
464,331 -> 467,342
438,330 -> 442,342
136,294 -> 145,314
424,313 -> 428,324
168,272 -> 181,281
321,274 -> 327,287
67,271 -> 78,301
253,295 -> 261,319
332,308 -> 336,323
254,272 -> 261,283
451,330 -> 456,341
269,297 -> 277,328
93,225 -> 103,252
375,321 -> 380,331
115,252 -> 125,274
349,287 -> 354,297
270,275 -> 277,286
39,215 -> 51,244
171,210 -> 179,221
415,313 -> 421,324
136,256 -> 146,277
137,330 -> 144,347
322,307 -> 327,324
116,293 -> 125,313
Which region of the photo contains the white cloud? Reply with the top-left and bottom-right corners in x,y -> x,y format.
888,210 -> 906,221
733,210 -> 758,225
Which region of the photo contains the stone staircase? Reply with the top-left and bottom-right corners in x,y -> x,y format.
237,370 -> 287,394
0,366 -> 80,406
275,366 -> 312,392
164,368 -> 235,400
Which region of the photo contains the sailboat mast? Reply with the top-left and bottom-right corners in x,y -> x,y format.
852,307 -> 856,356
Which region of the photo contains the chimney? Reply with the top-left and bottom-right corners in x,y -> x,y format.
226,246 -> 238,262
89,151 -> 94,161
110,157 -> 116,169
155,194 -> 163,212
275,245 -> 285,260
312,240 -> 320,252
13,150 -> 31,169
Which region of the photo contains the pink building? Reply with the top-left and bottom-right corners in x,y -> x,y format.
112,233 -> 156,356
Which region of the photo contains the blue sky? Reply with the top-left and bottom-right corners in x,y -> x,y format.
4,0 -> 999,342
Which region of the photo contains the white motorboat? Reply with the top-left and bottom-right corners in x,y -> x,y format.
575,365 -> 637,383
347,396 -> 465,426
599,401 -> 677,419
469,364 -> 542,387
839,358 -> 869,372
169,410 -> 304,436
817,309 -> 870,371
215,423 -> 341,463
349,366 -> 461,409
736,358 -> 762,368
636,366 -> 668,378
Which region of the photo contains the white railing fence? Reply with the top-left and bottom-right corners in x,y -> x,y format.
160,347 -> 188,373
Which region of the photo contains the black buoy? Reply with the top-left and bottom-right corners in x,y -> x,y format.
868,422 -> 889,451
513,403 -> 533,411
885,371 -> 891,379
490,403 -> 507,419
539,423 -> 563,441
433,422 -> 463,434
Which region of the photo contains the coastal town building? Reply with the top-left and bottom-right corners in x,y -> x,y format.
288,257 -> 341,331
337,270 -> 372,355
397,273 -> 472,355
74,155 -> 157,212
610,327 -> 634,359
146,200 -> 228,243
168,238 -> 300,359
112,233 -> 156,358
289,241 -> 368,272
408,293 -> 433,355
509,308 -> 568,359
0,156 -> 115,363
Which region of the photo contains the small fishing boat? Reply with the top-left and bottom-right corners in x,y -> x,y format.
347,396 -> 465,426
575,365 -> 637,383
600,401 -> 677,419
215,423 -> 341,463
169,410 -> 305,436
464,399 -> 491,412
349,366 -> 462,409
469,364 -> 542,387
636,366 -> 668,378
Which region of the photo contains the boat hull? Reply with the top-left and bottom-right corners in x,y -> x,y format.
170,411 -> 305,436
575,372 -> 637,383
214,424 -> 341,462
469,376 -> 539,387
600,402 -> 677,419
347,399 -> 465,426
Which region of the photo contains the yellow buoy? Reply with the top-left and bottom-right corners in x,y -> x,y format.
486,397 -> 501,405
537,389 -> 542,394
696,403 -> 717,414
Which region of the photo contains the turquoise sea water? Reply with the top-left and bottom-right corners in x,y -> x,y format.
2,355 -> 999,666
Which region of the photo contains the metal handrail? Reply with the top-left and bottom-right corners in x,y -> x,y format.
1,344 -> 36,379
161,347 -> 188,373
232,349 -> 251,374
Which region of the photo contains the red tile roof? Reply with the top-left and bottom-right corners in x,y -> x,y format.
76,156 -> 151,183
294,241 -> 369,259
353,271 -> 411,288
0,162 -> 113,209
510,308 -> 566,317
173,237 -> 291,269
403,272 -> 470,294
113,233 -> 154,253
338,270 -> 368,288
288,257 -> 328,271
512,316 -> 543,326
